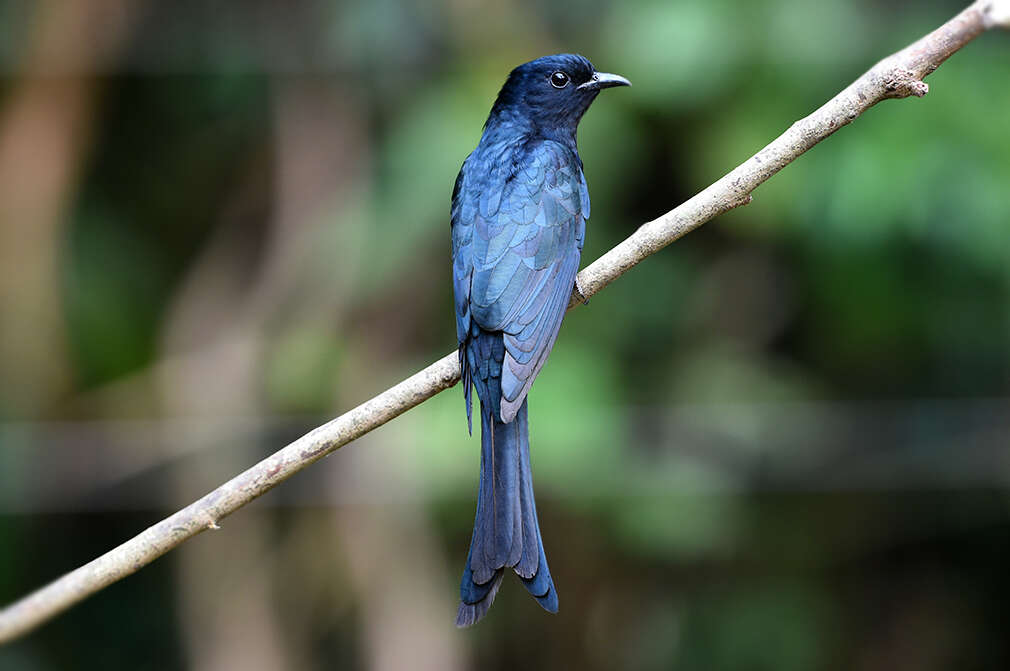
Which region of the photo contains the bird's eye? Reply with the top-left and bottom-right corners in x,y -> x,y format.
549,71 -> 570,88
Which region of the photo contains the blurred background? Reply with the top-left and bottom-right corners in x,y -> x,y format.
0,0 -> 1008,668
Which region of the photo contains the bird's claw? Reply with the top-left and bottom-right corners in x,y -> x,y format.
574,276 -> 590,305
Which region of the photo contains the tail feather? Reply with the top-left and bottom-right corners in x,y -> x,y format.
515,403 -> 539,579
457,400 -> 557,627
489,407 -> 522,570
456,571 -> 503,628
515,403 -> 558,611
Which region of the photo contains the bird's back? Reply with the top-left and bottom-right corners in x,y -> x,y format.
451,134 -> 588,423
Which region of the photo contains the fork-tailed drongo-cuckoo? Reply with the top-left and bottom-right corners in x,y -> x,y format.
450,54 -> 629,627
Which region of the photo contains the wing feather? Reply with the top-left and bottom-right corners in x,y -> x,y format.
453,139 -> 588,422
452,141 -> 586,422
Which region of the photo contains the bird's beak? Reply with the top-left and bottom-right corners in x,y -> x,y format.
579,72 -> 632,90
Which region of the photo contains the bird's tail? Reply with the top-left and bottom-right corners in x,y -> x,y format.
456,399 -> 558,627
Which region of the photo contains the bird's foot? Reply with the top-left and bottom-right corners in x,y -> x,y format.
573,276 -> 590,306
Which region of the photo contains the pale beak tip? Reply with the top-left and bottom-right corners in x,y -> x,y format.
595,72 -> 631,89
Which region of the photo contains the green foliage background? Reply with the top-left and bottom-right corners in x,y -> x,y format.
0,0 -> 1007,669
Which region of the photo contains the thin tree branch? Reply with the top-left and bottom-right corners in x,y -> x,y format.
1,0 -> 1007,645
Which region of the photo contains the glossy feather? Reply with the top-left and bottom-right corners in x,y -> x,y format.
451,53 -> 626,626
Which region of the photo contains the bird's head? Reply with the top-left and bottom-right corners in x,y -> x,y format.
487,54 -> 630,137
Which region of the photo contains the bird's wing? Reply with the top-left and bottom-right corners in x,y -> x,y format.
454,140 -> 588,423
451,167 -> 473,347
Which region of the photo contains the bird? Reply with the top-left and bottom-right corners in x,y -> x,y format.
450,54 -> 629,627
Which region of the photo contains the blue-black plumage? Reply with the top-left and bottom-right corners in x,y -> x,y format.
451,54 -> 629,627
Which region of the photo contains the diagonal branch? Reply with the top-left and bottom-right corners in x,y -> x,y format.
1,0 -> 1007,645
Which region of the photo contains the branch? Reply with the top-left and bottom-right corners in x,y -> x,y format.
1,0 -> 1006,645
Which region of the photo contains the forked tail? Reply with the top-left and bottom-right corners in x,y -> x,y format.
456,399 -> 558,627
